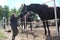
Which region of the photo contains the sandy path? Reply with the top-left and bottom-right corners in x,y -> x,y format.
1,26 -> 60,40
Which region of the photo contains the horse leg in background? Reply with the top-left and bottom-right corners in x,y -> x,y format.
24,23 -> 27,31
30,22 -> 32,31
43,21 -> 47,35
6,19 -> 9,25
46,21 -> 50,36
21,23 -> 24,31
57,20 -> 60,33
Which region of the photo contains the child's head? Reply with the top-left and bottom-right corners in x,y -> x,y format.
12,13 -> 16,16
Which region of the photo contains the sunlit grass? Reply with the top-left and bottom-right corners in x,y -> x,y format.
0,32 -> 7,38
0,28 -> 7,39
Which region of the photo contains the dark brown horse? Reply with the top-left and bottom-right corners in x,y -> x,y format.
19,4 -> 60,36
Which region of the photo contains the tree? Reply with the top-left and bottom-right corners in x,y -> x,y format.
3,5 -> 9,19
11,8 -> 17,13
11,8 -> 19,16
0,6 -> 3,20
18,4 -> 24,14
30,12 -> 39,20
3,5 -> 10,25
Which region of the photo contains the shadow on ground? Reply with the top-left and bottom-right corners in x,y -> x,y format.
46,35 -> 60,40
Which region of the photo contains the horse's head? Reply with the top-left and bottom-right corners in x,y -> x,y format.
19,4 -> 32,20
19,4 -> 28,18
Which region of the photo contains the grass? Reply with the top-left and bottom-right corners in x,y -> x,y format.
0,20 -> 2,22
0,32 -> 7,38
0,28 -> 7,39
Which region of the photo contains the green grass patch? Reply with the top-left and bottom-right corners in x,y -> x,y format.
0,20 -> 2,22
0,32 -> 7,39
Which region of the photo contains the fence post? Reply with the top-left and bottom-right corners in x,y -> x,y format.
53,0 -> 58,35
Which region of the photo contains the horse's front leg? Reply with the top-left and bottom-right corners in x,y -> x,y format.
21,23 -> 24,31
57,20 -> 60,33
43,21 -> 47,35
30,22 -> 32,31
24,22 -> 27,31
46,21 -> 50,36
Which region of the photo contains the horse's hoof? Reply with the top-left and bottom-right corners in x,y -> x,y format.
48,33 -> 51,36
44,33 -> 47,36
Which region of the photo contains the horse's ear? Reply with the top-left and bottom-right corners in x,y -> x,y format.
22,4 -> 26,7
42,4 -> 48,7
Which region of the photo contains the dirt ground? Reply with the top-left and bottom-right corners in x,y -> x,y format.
1,25 -> 60,40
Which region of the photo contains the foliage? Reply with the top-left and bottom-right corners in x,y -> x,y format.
0,6 -> 3,20
18,4 -> 23,13
11,8 -> 17,13
0,5 -> 11,20
3,5 -> 9,19
11,8 -> 19,16
30,12 -> 39,20
0,4 -> 38,20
